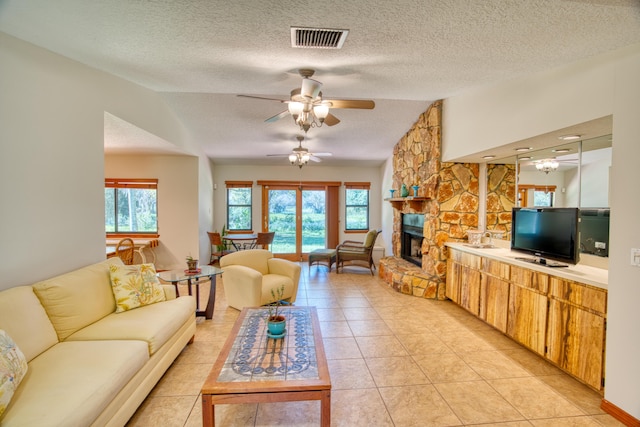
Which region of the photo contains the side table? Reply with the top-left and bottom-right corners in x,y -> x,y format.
158,265 -> 223,319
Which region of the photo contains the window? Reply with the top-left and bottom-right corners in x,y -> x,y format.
226,181 -> 253,231
533,190 -> 554,207
344,182 -> 370,231
105,179 -> 158,235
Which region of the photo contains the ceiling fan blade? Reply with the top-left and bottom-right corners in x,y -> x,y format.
311,152 -> 332,157
266,154 -> 290,157
324,113 -> 340,126
309,156 -> 323,163
325,99 -> 375,109
265,110 -> 289,123
237,94 -> 287,103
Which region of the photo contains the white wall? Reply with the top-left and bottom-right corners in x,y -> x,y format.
105,154 -> 200,270
211,163 -> 385,256
444,43 -> 640,420
380,157 -> 395,258
0,33 -> 193,289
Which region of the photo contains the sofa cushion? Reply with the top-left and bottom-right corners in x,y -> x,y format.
1,340 -> 148,427
0,330 -> 28,418
32,258 -> 123,341
0,286 -> 58,362
65,295 -> 196,355
109,263 -> 166,313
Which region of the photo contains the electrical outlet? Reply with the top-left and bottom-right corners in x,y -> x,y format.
595,242 -> 606,249
631,248 -> 640,267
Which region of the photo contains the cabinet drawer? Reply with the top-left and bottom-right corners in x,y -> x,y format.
549,277 -> 607,316
482,258 -> 510,280
449,249 -> 481,269
510,265 -> 548,293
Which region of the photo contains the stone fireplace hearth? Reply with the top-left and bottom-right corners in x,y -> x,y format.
379,100 -> 480,300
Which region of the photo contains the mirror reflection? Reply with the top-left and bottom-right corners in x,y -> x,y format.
486,134 -> 612,257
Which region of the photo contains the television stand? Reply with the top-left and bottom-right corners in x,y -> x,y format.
514,257 -> 569,268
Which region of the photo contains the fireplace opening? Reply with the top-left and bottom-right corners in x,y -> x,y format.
401,214 -> 425,267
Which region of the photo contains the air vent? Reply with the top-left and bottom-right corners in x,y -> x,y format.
291,27 -> 349,49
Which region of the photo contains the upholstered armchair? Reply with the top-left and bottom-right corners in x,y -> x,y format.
219,249 -> 301,310
336,229 -> 381,275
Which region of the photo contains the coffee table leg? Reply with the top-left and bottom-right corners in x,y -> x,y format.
320,390 -> 331,427
202,394 -> 214,426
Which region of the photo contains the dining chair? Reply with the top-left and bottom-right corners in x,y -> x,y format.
207,231 -> 231,265
115,238 -> 135,265
251,232 -> 275,250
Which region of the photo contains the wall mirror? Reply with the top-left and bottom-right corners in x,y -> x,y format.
486,133 -> 612,256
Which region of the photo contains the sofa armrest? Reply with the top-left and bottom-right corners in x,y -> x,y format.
267,258 -> 301,303
161,284 -> 177,300
221,265 -> 264,310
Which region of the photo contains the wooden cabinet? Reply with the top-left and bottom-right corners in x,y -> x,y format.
546,277 -> 607,390
480,258 -> 510,333
446,250 -> 481,315
445,246 -> 607,391
506,266 -> 549,355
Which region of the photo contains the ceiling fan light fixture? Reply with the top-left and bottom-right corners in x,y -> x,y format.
288,101 -> 304,118
535,159 -> 559,174
313,103 -> 330,121
301,78 -> 322,99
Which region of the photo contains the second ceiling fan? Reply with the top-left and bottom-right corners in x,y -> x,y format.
267,135 -> 332,168
239,69 -> 375,133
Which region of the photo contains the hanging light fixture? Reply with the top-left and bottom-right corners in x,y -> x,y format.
288,143 -> 312,169
286,73 -> 332,134
535,159 -> 559,174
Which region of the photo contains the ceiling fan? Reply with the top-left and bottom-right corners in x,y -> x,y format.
267,135 -> 332,168
238,69 -> 375,133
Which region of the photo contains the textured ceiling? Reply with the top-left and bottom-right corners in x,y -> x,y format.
1,0 -> 639,165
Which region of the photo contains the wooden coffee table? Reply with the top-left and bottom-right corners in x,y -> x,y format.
201,306 -> 331,426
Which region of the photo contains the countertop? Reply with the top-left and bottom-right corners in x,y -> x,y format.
445,242 -> 608,290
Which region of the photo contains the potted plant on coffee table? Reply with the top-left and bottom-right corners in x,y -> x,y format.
266,284 -> 286,338
185,255 -> 199,272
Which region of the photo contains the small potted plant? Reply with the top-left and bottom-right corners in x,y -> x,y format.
266,284 -> 286,338
185,255 -> 199,272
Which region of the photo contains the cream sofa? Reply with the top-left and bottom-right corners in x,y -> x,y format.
219,249 -> 301,310
0,257 -> 196,427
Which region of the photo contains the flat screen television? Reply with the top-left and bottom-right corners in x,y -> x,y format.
511,207 -> 580,266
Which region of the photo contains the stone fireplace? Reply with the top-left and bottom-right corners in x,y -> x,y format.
379,100 -> 480,300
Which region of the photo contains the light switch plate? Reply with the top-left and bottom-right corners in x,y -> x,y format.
631,248 -> 640,267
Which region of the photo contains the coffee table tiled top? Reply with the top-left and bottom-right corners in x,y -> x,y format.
215,306 -> 325,385
202,306 -> 331,426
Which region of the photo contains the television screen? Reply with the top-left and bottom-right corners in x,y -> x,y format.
511,207 -> 580,266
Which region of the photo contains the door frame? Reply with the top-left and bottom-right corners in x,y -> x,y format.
258,180 -> 341,261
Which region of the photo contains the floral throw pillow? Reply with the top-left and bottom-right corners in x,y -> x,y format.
0,329 -> 28,418
109,263 -> 166,313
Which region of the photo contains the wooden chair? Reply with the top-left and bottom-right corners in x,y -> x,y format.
251,232 -> 275,250
336,229 -> 381,275
115,238 -> 135,265
207,231 -> 231,265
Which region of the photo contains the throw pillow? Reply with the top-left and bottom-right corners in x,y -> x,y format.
0,330 -> 28,418
109,263 -> 166,313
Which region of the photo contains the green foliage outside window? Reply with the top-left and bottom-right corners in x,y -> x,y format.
345,188 -> 369,230
227,187 -> 252,230
105,186 -> 157,233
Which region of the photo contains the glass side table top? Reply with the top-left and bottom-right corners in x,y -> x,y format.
157,265 -> 223,282
217,306 -> 319,383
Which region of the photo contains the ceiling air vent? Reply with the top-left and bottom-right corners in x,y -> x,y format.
291,27 -> 349,49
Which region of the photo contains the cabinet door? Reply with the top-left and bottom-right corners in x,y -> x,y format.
459,265 -> 481,315
480,274 -> 509,333
446,260 -> 461,303
507,283 -> 548,355
547,298 -> 606,390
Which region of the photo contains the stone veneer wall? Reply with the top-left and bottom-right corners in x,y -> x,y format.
379,100 -> 479,299
486,164 -> 516,239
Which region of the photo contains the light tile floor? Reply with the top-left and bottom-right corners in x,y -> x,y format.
127,264 -> 623,427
